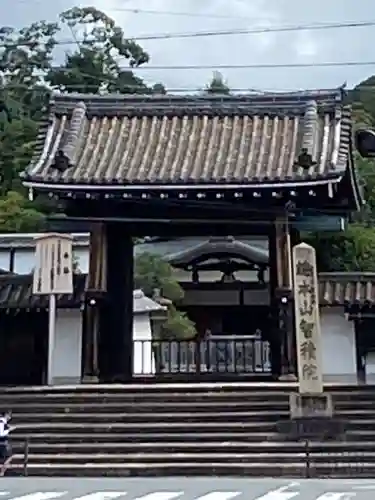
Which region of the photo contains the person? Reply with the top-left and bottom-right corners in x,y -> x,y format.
0,411 -> 15,476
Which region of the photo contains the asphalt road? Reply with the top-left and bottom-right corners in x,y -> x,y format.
0,479 -> 375,500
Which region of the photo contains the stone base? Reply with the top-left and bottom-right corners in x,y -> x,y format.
289,392 -> 333,419
279,373 -> 298,382
81,375 -> 99,383
277,416 -> 347,441
275,392 -> 346,441
51,376 -> 81,385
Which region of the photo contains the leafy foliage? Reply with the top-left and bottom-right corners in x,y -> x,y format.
134,253 -> 197,339
0,6 -> 167,230
306,223 -> 375,272
302,81 -> 375,271
0,191 -> 45,232
46,7 -> 162,94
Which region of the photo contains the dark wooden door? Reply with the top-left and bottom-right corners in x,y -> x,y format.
0,312 -> 47,386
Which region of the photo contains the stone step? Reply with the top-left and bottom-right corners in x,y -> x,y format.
6,460 -> 375,478
2,381 -> 375,393
15,420 -> 277,432
12,418 -> 375,434
0,382 -> 299,395
11,450 -> 375,465
0,392 -> 291,405
8,400 -> 375,413
11,411 -> 286,424
10,408 -> 375,422
5,400 -> 291,412
4,390 -> 375,408
13,430 -> 279,443
21,440 -> 375,454
13,421 -> 279,435
4,395 -> 375,411
12,429 -> 375,444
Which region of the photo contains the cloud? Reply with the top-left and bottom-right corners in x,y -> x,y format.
294,32 -> 319,59
2,0 -> 375,91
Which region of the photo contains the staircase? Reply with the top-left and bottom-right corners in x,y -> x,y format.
1,382 -> 375,477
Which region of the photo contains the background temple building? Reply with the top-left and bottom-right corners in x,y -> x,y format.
0,233 -> 375,386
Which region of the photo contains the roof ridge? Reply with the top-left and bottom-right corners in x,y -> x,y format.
49,88 -> 344,114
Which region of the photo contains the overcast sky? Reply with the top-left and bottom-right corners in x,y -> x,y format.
2,0 -> 375,92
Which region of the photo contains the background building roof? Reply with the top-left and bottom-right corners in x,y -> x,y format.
0,271 -> 374,310
0,274 -> 164,314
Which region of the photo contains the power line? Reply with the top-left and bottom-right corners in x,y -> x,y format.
3,61 -> 375,74
104,7 -> 272,21
122,20 -> 375,42
2,78 -> 375,95
6,3 -> 279,21
117,61 -> 375,71
1,61 -> 375,95
1,19 -> 375,48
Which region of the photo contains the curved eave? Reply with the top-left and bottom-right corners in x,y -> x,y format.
347,137 -> 364,212
22,174 -> 344,193
166,239 -> 269,267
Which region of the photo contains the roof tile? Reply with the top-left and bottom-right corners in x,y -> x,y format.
23,90 -> 354,187
0,274 -> 164,313
319,272 -> 375,305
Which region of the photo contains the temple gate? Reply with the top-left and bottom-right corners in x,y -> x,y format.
21,89 -> 363,382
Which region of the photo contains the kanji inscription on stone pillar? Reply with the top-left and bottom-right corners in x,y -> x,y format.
292,242 -> 323,394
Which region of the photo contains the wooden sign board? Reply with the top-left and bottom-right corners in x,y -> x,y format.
293,242 -> 323,395
33,233 -> 74,295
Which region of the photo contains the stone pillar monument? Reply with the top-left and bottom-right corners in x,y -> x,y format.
286,243 -> 342,439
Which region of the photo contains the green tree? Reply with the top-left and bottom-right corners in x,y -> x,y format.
0,19 -> 58,201
0,7 -> 167,233
304,80 -> 375,271
0,191 -> 45,232
350,77 -> 375,127
134,253 -> 196,339
305,224 -> 375,272
0,20 -> 59,119
47,7 -> 165,95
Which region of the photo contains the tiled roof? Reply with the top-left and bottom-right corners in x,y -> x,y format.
167,236 -> 269,266
0,274 -> 164,313
22,89 -> 354,188
1,272 -> 375,309
0,274 -> 86,309
0,233 -> 89,249
319,272 -> 375,306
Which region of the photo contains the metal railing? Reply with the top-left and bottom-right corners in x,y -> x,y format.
133,337 -> 271,375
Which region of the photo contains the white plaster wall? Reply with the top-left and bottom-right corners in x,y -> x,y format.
320,307 -> 357,383
133,315 -> 155,375
52,310 -> 154,383
0,247 -> 89,274
366,353 -> 375,382
52,309 -> 82,384
0,250 -> 11,271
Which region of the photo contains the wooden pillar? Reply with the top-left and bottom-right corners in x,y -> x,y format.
100,223 -> 134,383
81,223 -> 107,382
269,216 -> 297,380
